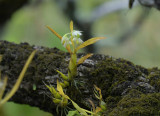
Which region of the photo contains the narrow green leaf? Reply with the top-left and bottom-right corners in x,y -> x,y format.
45,84 -> 61,99
60,97 -> 68,107
53,98 -> 62,104
70,100 -> 93,115
64,80 -> 69,86
56,80 -> 94,115
70,20 -> 73,32
95,107 -> 102,114
94,85 -> 102,100
75,37 -> 106,52
56,70 -> 69,81
57,80 -> 69,99
67,110 -> 81,116
77,53 -> 93,65
46,26 -> 62,40
60,81 -> 69,88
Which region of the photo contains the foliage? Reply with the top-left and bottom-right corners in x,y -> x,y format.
45,21 -> 107,115
47,21 -> 106,87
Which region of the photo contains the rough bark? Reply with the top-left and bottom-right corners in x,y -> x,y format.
0,40 -> 160,116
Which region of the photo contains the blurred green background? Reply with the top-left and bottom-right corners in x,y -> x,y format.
1,0 -> 160,115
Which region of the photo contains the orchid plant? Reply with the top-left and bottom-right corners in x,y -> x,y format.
45,21 -> 105,116
47,21 -> 106,88
46,21 -> 107,115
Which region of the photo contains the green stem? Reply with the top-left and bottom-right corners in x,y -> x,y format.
68,53 -> 77,80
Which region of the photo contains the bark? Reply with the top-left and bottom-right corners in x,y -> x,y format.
0,40 -> 160,116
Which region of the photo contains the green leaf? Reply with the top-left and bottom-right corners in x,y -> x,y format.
56,70 -> 70,81
70,21 -> 73,32
45,84 -> 61,99
94,85 -> 102,100
52,98 -> 62,104
77,53 -> 93,65
57,80 -> 70,99
60,81 -> 69,88
70,100 -> 94,116
67,110 -> 81,116
46,26 -> 62,40
75,37 -> 106,52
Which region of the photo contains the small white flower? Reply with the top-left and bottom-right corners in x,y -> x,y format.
61,36 -> 67,45
73,37 -> 83,46
61,34 -> 71,47
61,30 -> 83,48
72,30 -> 82,37
77,38 -> 83,44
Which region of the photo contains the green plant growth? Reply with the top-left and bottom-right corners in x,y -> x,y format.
46,21 -> 107,115
0,50 -> 36,108
47,21 -> 106,87
47,79 -> 106,116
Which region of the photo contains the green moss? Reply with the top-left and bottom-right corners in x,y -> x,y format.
105,95 -> 121,113
0,41 -> 67,90
108,89 -> 160,116
88,56 -> 160,115
147,67 -> 160,92
90,57 -> 143,97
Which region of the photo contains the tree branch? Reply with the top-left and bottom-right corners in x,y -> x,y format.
91,0 -> 129,22
0,40 -> 159,115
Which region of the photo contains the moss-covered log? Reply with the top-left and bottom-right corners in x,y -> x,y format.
0,40 -> 160,116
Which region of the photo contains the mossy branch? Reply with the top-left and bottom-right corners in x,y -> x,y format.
0,40 -> 159,116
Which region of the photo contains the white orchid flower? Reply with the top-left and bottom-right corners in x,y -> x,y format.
72,30 -> 82,37
61,33 -> 72,47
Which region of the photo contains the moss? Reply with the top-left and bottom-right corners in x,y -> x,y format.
90,57 -> 143,97
105,95 -> 121,113
147,67 -> 160,92
88,56 -> 160,115
108,89 -> 160,116
0,41 -> 67,91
